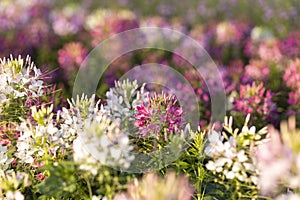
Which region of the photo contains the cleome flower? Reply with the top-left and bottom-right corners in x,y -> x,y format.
256,116 -> 300,198
105,79 -> 148,124
0,170 -> 30,200
231,82 -> 279,126
215,21 -> 243,45
62,93 -> 135,172
283,59 -> 300,115
0,55 -> 45,121
15,95 -> 102,166
75,115 -> 134,173
87,9 -> 139,47
15,104 -> 64,165
58,42 -> 88,73
279,31 -> 300,58
134,92 -> 184,138
113,171 -> 194,200
0,144 -> 14,172
204,114 -> 267,185
15,92 -> 136,175
0,55 -> 44,99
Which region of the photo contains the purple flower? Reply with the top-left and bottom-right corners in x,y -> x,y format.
279,31 -> 300,58
21,19 -> 52,48
51,8 -> 85,36
28,0 -> 51,19
287,91 -> 300,116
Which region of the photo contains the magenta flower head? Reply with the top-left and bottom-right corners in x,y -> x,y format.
232,82 -> 279,126
279,31 -> 300,58
134,92 -> 183,138
284,59 -> 300,115
284,59 -> 300,90
58,42 -> 88,73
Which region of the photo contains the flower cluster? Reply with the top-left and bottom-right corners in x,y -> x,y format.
205,115 -> 267,186
51,6 -> 85,36
72,96 -> 134,172
280,31 -> 300,58
134,92 -> 183,138
11,85 -> 141,185
0,144 -> 13,172
283,59 -> 300,115
58,42 -> 88,74
231,82 -> 279,127
105,80 -> 148,123
256,116 -> 300,198
113,172 -> 194,200
15,104 -> 65,165
87,9 -> 139,47
3,1 -> 300,198
244,59 -> 270,81
0,170 -> 30,200
215,21 -> 244,45
0,55 -> 45,120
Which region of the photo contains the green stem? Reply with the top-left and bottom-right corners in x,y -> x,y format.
83,175 -> 93,199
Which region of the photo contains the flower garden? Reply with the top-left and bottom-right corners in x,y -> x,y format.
1,0 -> 300,199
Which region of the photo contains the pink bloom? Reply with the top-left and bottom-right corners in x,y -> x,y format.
0,123 -> 19,147
284,59 -> 300,90
245,59 -> 270,81
256,126 -> 295,196
214,21 -> 251,45
114,172 -> 194,200
90,16 -> 139,47
58,42 -> 88,73
232,82 -> 279,125
283,59 -> 300,114
134,93 -> 183,138
36,173 -> 46,181
258,39 -> 282,62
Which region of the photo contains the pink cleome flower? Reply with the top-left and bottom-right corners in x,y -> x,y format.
58,42 -> 88,73
283,59 -> 300,114
134,92 -> 183,138
233,82 -> 278,125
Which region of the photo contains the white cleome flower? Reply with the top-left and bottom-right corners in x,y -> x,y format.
204,115 -> 264,185
0,144 -> 13,171
75,114 -> 134,173
105,79 -> 148,122
5,190 -> 24,200
0,55 -> 45,119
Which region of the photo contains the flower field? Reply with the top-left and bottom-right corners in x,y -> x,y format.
1,0 -> 300,199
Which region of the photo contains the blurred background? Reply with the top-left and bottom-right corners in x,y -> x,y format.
1,0 -> 300,127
